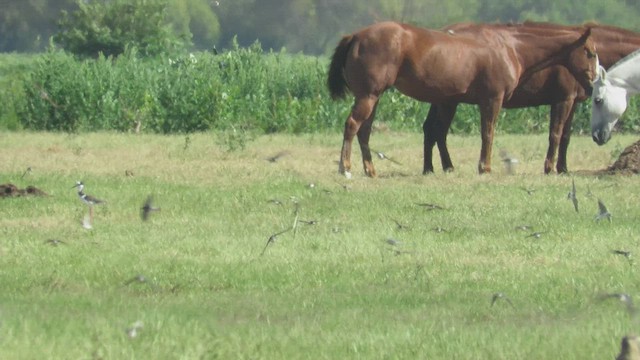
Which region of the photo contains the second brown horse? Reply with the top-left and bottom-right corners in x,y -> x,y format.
423,22 -> 640,174
328,21 -> 598,177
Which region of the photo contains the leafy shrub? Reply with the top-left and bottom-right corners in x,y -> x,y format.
8,44 -> 640,136
55,0 -> 189,58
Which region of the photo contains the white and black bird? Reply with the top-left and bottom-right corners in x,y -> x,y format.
73,181 -> 105,225
567,178 -> 578,213
72,181 -> 105,206
595,198 -> 612,222
373,150 -> 402,165
141,195 -> 160,221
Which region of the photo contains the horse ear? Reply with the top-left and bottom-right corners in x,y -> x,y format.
597,65 -> 607,82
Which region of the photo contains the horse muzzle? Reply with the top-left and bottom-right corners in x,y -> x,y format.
592,129 -> 610,145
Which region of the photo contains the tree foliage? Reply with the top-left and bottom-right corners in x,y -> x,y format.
2,0 -> 640,55
54,0 -> 191,58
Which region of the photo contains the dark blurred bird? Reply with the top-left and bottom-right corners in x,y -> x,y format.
266,151 -> 289,163
141,195 -> 161,221
373,150 -> 402,165
612,250 -> 633,265
261,228 -> 292,256
20,167 -> 32,179
392,218 -> 411,231
567,178 -> 579,213
123,274 -> 148,286
415,203 -> 445,210
598,293 -> 635,315
595,199 -> 612,222
491,292 -> 515,308
526,231 -> 544,239
44,239 -> 65,246
520,187 -> 535,196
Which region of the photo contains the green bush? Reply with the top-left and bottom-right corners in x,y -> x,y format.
6,45 -> 640,136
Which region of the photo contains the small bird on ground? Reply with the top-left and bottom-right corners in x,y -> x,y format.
44,239 -> 65,246
261,228 -> 292,256
567,178 -> 579,213
72,181 -> 105,206
266,151 -> 289,163
73,181 -> 105,225
373,150 -> 402,165
392,218 -> 410,231
491,292 -> 515,308
415,202 -> 445,210
595,199 -> 612,222
123,274 -> 148,286
598,293 -> 635,315
20,167 -> 32,179
125,320 -> 144,339
520,187 -> 535,196
141,195 -> 161,221
432,226 -> 447,233
526,231 -> 544,239
499,150 -> 518,174
612,250 -> 633,265
616,335 -> 640,360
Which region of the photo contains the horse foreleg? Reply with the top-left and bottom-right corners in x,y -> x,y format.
478,99 -> 503,174
339,96 -> 378,178
556,102 -> 578,174
545,100 -> 575,174
434,103 -> 457,172
423,106 -> 438,174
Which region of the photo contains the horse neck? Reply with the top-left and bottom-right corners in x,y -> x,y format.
509,30 -> 587,79
609,53 -> 640,94
592,27 -> 640,67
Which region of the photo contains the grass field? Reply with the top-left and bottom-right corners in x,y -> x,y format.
1,131 -> 640,359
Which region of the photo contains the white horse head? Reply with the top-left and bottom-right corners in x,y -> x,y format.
591,49 -> 640,145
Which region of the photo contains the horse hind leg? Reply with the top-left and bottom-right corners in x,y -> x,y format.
357,102 -> 379,177
339,96 -> 379,178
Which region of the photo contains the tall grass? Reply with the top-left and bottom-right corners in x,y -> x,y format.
0,131 -> 639,359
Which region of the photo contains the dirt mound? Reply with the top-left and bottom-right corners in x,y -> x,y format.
600,139 -> 640,175
0,183 -> 49,198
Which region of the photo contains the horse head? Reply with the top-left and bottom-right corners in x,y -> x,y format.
591,65 -> 628,145
565,27 -> 599,96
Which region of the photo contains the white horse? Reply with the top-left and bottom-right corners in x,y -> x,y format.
591,48 -> 640,145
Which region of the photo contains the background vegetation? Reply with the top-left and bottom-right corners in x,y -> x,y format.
1,0 -> 640,135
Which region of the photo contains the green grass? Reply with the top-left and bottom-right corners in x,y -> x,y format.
1,131 -> 639,359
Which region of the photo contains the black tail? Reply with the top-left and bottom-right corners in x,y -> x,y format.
327,34 -> 354,100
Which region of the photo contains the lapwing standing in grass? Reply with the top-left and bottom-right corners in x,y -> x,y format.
141,195 -> 160,221
499,149 -> 518,175
73,181 -> 105,225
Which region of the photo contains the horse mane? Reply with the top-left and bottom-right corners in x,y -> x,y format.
608,47 -> 640,72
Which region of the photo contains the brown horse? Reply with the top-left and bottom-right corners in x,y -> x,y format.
328,21 -> 598,177
423,22 -> 640,174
